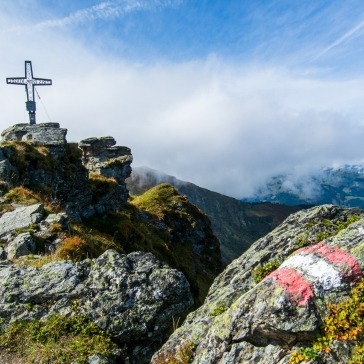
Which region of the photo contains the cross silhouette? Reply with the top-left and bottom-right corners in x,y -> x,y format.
6,61 -> 52,124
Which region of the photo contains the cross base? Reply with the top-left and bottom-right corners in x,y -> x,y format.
26,101 -> 36,125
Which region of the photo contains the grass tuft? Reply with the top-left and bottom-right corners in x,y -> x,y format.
0,314 -> 117,364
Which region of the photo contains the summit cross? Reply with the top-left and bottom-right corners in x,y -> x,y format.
6,60 -> 52,125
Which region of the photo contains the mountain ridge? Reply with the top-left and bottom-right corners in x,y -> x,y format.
244,165 -> 364,208
127,166 -> 304,263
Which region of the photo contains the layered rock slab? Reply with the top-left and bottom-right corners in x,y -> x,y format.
1,123 -> 67,146
0,203 -> 44,238
0,249 -> 193,363
152,205 -> 364,364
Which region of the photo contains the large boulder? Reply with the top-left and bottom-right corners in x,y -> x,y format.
1,123 -> 67,146
152,205 -> 364,364
0,249 -> 193,363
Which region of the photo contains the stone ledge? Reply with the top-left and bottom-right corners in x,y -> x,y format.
1,123 -> 67,145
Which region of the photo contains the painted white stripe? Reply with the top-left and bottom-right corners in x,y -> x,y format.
281,254 -> 342,291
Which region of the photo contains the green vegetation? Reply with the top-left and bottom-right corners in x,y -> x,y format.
4,142 -> 55,180
12,183 -> 217,305
131,182 -> 196,221
252,260 -> 281,283
295,232 -> 309,248
209,304 -> 227,317
0,314 -> 117,364
290,278 -> 364,364
314,215 -> 361,242
88,173 -> 118,204
82,184 -> 221,305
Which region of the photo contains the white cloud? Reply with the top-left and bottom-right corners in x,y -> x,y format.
1,2 -> 364,199
1,0 -> 181,33
315,18 -> 364,60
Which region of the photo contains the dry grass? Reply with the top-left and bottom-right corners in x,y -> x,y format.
55,236 -> 88,261
4,186 -> 42,206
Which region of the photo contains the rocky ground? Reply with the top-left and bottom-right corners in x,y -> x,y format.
153,205 -> 364,364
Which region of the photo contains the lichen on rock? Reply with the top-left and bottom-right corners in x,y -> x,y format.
0,249 -> 193,363
152,205 -> 364,364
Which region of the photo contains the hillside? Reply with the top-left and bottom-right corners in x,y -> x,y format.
244,165 -> 364,208
0,123 -> 223,363
127,167 -> 304,263
3,123 -> 364,364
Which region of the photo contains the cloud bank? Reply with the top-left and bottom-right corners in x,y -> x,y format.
1,1 -> 364,198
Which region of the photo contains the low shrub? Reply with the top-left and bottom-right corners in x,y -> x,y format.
290,277 -> 364,363
252,260 -> 280,283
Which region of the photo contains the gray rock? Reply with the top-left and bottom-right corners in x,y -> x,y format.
79,136 -> 133,211
40,212 -> 69,230
1,123 -> 67,146
79,136 -> 132,183
0,249 -> 193,363
79,136 -> 116,149
88,354 -> 114,364
0,204 -> 44,237
152,205 -> 364,364
0,246 -> 6,260
0,128 -> 133,219
6,232 -> 35,259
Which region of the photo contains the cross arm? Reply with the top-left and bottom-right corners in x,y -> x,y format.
6,78 -> 26,85
33,78 -> 52,86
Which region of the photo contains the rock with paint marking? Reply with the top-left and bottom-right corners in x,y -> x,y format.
152,205 -> 364,364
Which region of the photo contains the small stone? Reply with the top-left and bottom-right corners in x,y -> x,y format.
6,232 -> 35,260
88,354 -> 114,364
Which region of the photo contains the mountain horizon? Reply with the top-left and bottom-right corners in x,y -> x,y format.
243,164 -> 364,209
127,166 -> 304,263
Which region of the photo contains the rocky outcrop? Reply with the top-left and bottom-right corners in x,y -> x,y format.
131,183 -> 223,305
0,125 -> 133,219
0,249 -> 193,363
79,136 -> 132,182
79,137 -> 133,214
1,123 -> 67,146
152,205 -> 364,363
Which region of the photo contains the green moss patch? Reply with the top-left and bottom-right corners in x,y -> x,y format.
252,260 -> 281,283
0,314 -> 117,364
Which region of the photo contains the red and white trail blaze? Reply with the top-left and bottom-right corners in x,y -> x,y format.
264,242 -> 362,307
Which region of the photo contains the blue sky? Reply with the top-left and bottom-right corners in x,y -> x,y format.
1,0 -> 364,197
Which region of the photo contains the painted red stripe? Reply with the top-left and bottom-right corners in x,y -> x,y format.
297,243 -> 361,282
265,268 -> 314,306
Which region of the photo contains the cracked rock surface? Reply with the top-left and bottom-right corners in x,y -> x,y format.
152,205 -> 364,364
0,249 -> 193,363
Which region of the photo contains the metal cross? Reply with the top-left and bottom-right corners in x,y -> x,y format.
6,61 -> 52,124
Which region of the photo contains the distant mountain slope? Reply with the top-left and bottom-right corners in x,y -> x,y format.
127,167 -> 304,263
244,165 -> 364,208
